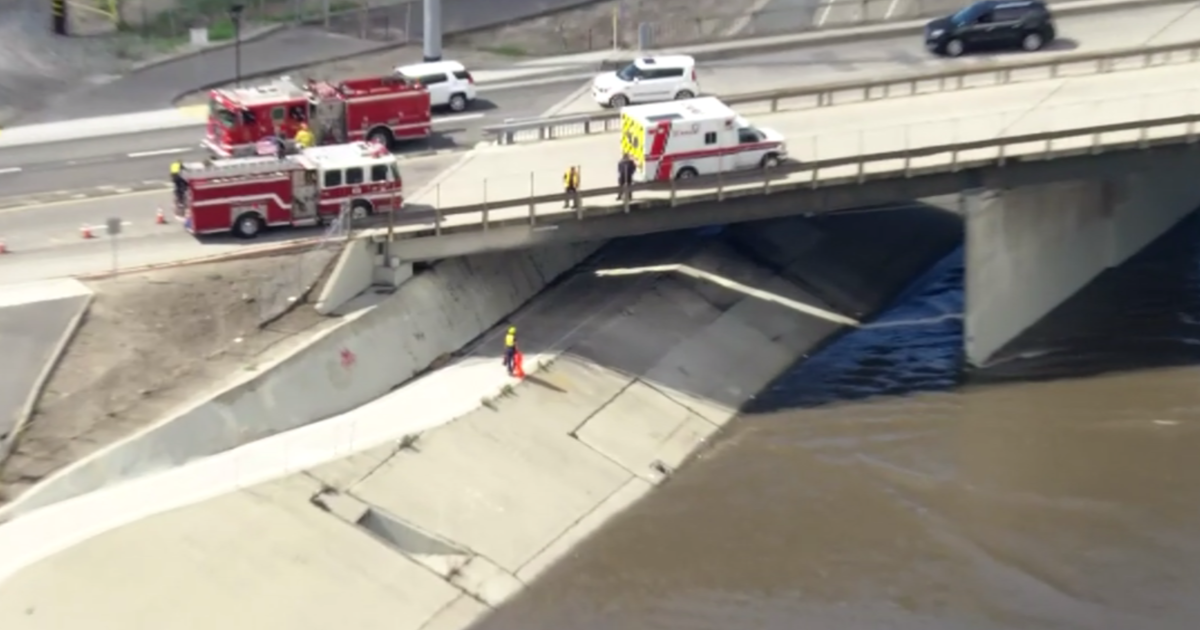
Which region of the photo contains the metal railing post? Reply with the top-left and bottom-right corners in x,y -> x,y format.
434,193 -> 443,236
482,179 -> 489,230
528,172 -> 536,224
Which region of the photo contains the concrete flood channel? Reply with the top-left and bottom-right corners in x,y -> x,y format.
0,201 -> 962,592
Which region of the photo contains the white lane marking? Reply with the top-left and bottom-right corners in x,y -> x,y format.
82,220 -> 133,231
431,113 -> 486,124
0,167 -> 20,175
127,147 -> 191,158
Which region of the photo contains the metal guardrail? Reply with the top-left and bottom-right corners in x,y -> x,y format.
391,112 -> 1200,236
482,38 -> 1200,146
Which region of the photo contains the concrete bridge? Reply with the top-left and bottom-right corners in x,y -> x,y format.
318,49 -> 1200,368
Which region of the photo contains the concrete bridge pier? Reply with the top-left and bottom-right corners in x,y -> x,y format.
965,152 -> 1200,367
315,239 -> 413,315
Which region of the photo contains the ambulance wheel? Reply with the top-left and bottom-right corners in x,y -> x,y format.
608,94 -> 629,108
675,167 -> 699,180
674,90 -> 695,100
449,93 -> 468,112
761,153 -> 782,169
233,213 -> 263,239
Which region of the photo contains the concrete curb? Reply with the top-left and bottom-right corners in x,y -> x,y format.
129,23 -> 289,75
599,0 -> 1197,68
0,292 -> 93,479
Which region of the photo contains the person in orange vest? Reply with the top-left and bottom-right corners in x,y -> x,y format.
562,165 -> 580,208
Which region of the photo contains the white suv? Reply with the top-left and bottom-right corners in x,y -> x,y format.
591,55 -> 700,109
394,60 -> 477,112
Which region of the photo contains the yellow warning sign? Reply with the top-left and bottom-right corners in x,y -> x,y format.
620,112 -> 644,168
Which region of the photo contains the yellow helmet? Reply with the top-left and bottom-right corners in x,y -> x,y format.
508,326 -> 516,334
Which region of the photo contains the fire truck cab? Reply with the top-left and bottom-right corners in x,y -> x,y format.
619,97 -> 788,182
180,141 -> 403,239
204,75 -> 432,158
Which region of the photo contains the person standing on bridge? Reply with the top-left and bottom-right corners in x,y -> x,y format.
618,153 -> 636,202
563,165 -> 580,208
503,326 -> 518,376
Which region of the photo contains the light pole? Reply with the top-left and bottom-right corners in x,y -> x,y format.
229,3 -> 245,86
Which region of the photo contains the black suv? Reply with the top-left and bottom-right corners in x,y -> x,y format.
925,0 -> 1056,57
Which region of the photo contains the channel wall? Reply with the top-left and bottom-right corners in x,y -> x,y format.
0,239 -> 603,518
271,206 -> 965,630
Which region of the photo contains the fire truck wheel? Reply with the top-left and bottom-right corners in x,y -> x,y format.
367,128 -> 394,149
675,167 -> 699,180
233,213 -> 263,239
608,94 -> 629,108
350,200 -> 373,220
449,93 -> 468,112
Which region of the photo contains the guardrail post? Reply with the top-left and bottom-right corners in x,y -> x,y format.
762,166 -> 771,195
1091,131 -> 1101,154
1188,118 -> 1197,144
997,141 -> 1006,167
1139,124 -> 1149,149
670,177 -> 677,206
528,172 -> 536,225
482,179 -> 489,230
435,185 -> 442,235
717,160 -> 725,201
771,96 -> 780,113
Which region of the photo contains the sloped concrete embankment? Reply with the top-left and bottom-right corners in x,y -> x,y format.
3,240 -> 602,517
295,208 -> 962,628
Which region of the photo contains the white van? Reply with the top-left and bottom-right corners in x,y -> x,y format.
394,60 -> 477,112
591,55 -> 700,109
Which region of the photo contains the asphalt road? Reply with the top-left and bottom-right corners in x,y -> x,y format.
0,2 -> 1197,284
0,295 -> 89,439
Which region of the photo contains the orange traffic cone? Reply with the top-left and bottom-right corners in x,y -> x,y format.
80,224 -> 93,239
156,208 -> 167,224
513,350 -> 525,379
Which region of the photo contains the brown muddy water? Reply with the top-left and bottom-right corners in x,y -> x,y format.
471,210 -> 1200,630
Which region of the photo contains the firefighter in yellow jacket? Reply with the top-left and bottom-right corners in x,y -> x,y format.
562,165 -> 580,209
294,122 -> 315,149
503,326 -> 518,375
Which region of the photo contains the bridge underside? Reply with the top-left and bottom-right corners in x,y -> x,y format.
342,144 -> 1200,367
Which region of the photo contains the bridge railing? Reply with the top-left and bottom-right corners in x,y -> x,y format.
481,38 -> 1200,146
374,110 -> 1200,238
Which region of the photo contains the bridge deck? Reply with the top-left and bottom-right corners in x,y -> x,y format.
385,62 -> 1199,241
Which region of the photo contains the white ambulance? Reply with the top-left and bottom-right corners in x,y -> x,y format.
619,97 -> 788,182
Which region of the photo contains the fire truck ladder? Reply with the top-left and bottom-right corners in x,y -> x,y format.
183,156 -> 305,180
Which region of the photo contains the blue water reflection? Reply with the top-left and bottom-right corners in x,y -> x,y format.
751,247 -> 965,410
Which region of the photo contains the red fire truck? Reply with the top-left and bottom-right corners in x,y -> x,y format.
203,75 -> 432,158
179,141 -> 403,239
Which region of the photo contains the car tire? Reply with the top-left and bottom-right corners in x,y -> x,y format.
945,39 -> 965,57
675,167 -> 699,180
609,94 -> 629,108
1021,32 -> 1044,51
449,93 -> 468,112
761,153 -> 781,169
674,90 -> 695,100
232,212 -> 263,239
